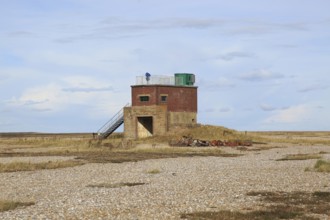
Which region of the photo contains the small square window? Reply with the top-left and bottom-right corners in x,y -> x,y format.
139,96 -> 149,102
160,95 -> 167,102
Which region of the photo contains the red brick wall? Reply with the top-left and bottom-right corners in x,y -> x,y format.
131,85 -> 197,112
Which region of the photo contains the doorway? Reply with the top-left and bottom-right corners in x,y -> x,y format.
137,116 -> 153,138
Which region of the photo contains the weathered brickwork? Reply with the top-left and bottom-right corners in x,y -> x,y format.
131,85 -> 197,112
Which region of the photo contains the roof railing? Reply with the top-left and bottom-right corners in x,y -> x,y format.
136,75 -> 175,85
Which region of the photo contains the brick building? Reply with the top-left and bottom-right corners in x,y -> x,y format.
124,73 -> 198,139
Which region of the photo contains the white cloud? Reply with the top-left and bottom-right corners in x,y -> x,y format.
219,107 -> 231,112
8,83 -> 66,112
239,69 -> 284,81
260,104 -> 277,111
0,67 -> 40,82
7,31 -> 34,38
298,83 -> 329,93
61,76 -> 114,92
7,76 -> 119,115
216,51 -> 254,61
263,105 -> 309,124
199,77 -> 235,90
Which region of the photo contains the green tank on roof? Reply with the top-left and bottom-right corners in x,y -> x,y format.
174,73 -> 195,86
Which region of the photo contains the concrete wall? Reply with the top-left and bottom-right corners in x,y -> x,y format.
168,112 -> 197,129
124,105 -> 168,139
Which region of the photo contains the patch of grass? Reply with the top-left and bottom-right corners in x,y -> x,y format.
304,167 -> 312,172
0,132 -> 125,154
76,148 -> 242,163
180,208 -> 304,220
87,182 -> 145,188
0,160 -> 85,172
313,191 -> 330,198
0,148 -> 242,164
247,191 -> 330,216
248,131 -> 330,145
178,125 -> 241,140
277,153 -> 322,161
147,169 -> 161,174
0,200 -> 35,212
314,160 -> 330,172
319,151 -> 329,154
182,191 -> 330,219
1,131 -> 242,165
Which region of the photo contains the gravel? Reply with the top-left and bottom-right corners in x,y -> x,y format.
0,145 -> 329,219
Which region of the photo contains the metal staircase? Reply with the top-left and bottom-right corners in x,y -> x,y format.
97,103 -> 129,139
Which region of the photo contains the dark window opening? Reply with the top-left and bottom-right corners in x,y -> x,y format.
139,96 -> 149,102
160,95 -> 167,102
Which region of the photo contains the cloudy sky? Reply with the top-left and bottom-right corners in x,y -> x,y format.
1,0 -> 329,132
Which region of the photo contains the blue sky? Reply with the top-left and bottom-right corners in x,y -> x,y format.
1,0 -> 329,132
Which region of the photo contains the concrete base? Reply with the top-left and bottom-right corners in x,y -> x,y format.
124,105 -> 197,139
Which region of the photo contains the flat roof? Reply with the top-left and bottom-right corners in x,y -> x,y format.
131,84 -> 198,88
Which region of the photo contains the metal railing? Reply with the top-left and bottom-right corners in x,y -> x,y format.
97,103 -> 130,139
136,75 -> 175,85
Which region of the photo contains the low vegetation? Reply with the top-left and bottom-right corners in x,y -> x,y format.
182,191 -> 330,219
0,200 -> 34,212
249,131 -> 330,145
0,128 -> 329,165
87,182 -> 145,188
277,153 -> 322,161
248,191 -> 330,217
0,160 -> 85,173
319,151 -> 329,154
75,148 -> 242,163
146,169 -> 161,174
0,147 -> 241,164
314,160 -> 330,172
181,209 -> 303,220
178,125 -> 242,141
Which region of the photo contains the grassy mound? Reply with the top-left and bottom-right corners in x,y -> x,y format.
179,125 -> 240,140
138,124 -> 251,145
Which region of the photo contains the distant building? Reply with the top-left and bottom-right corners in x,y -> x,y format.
124,73 -> 198,139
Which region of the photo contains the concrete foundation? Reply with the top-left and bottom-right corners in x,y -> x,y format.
124,106 -> 197,139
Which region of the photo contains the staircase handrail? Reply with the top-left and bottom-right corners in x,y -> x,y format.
97,103 -> 130,135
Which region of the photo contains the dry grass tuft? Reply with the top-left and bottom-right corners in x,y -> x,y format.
87,182 -> 145,188
0,147 -> 241,164
248,191 -> 330,217
319,151 -> 329,154
180,208 -> 303,220
0,200 -> 34,212
75,148 -> 242,164
136,125 -> 253,145
147,169 -> 161,174
314,160 -> 330,172
277,153 -> 322,161
178,125 -> 240,140
182,191 -> 330,219
0,160 -> 85,173
248,131 -> 330,145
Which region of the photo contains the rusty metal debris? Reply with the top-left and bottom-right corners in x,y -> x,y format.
169,136 -> 253,147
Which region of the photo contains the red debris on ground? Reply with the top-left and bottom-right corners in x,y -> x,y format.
170,136 -> 253,147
